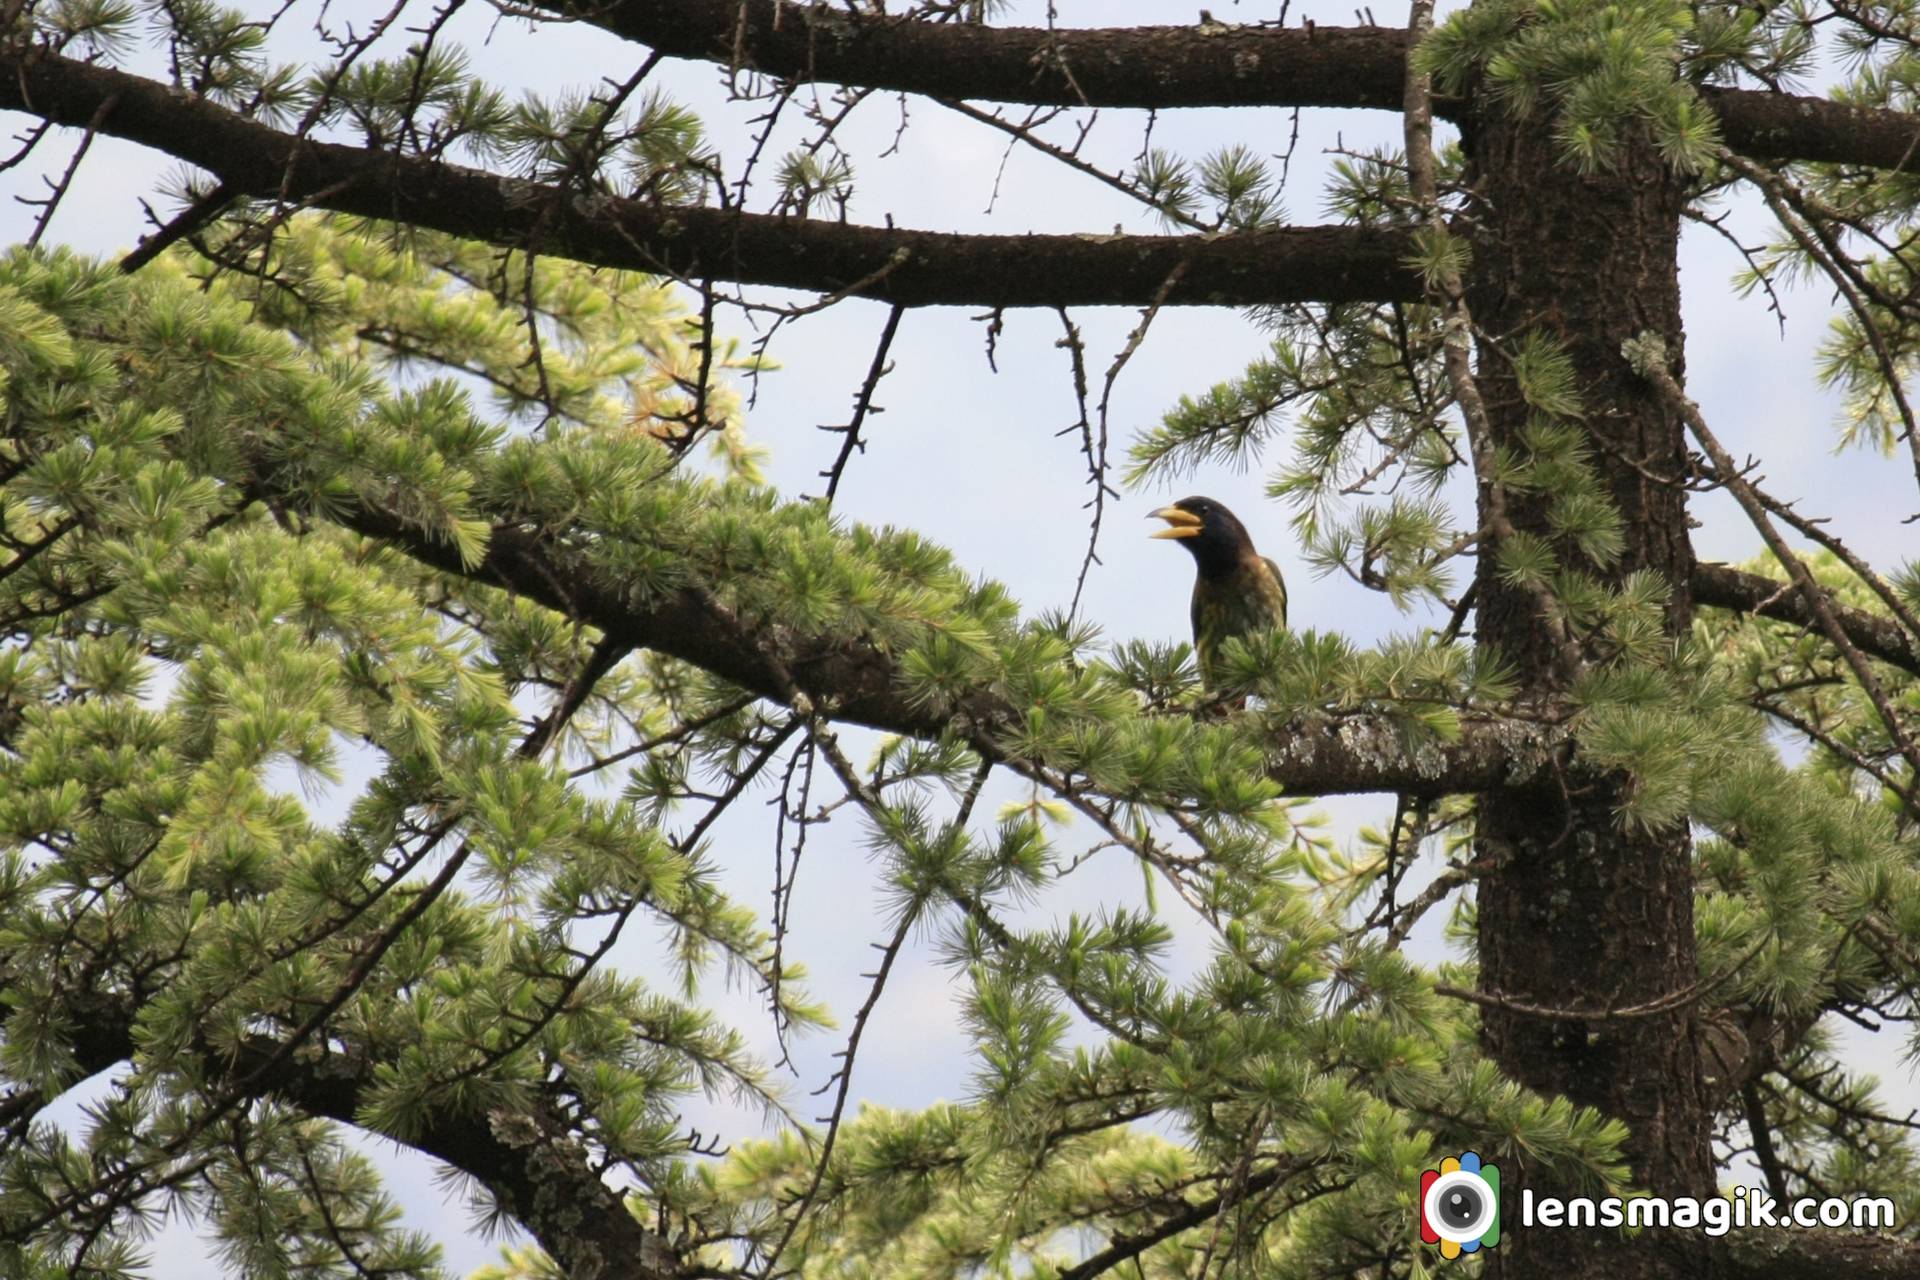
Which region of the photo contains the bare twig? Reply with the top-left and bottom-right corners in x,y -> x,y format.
820,304 -> 905,503
938,98 -> 1211,232
122,181 -> 236,274
21,93 -> 116,249
755,741 -> 989,1279
1070,260 -> 1188,619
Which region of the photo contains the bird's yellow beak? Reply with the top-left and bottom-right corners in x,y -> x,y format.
1149,506 -> 1203,539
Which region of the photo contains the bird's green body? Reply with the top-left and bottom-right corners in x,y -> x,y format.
1190,554 -> 1288,689
1149,496 -> 1288,691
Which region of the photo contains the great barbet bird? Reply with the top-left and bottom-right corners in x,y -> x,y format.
1149,496 -> 1288,691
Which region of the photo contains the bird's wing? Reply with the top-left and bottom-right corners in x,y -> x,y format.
1261,557 -> 1289,630
1189,579 -> 1209,674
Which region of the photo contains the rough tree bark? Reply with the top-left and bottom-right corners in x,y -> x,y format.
1462,101 -> 1712,1277
539,0 -> 1920,173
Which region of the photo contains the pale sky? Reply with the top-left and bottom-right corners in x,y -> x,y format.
6,1 -> 1920,1275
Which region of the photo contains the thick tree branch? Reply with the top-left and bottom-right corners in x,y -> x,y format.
0,46 -> 1418,308
557,0 -> 1920,173
5,43 -> 1916,335
537,0 -> 1415,112
333,500 -> 1571,799
1704,86 -> 1920,175
1692,562 -> 1920,675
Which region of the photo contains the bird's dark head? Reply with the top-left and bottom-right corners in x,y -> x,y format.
1148,496 -> 1258,577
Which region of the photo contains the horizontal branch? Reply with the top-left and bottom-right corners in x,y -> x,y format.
1692,562 -> 1920,675
535,0 -> 1415,112
561,0 -> 1920,173
336,501 -> 1570,799
1704,86 -> 1920,174
0,46 -> 1419,308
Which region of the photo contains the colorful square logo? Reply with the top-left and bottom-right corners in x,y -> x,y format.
1419,1151 -> 1501,1258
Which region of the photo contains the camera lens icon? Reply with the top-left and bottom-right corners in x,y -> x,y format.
1425,1171 -> 1496,1242
1418,1152 -> 1500,1258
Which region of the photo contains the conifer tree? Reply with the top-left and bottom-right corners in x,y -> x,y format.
5,3 -> 1920,1280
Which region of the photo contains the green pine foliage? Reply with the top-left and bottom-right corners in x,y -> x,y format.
0,225 -> 809,1277
0,220 -> 1648,1279
10,0 -> 1920,1276
1418,0 -> 1723,171
7,197 -> 1920,1280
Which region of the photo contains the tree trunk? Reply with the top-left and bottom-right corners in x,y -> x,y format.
1463,110 -> 1714,1279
